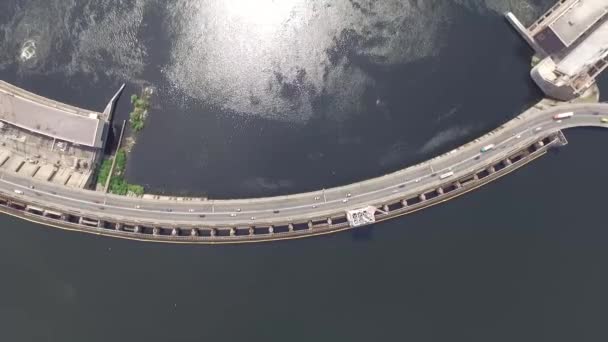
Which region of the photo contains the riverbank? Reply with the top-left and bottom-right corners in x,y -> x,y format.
97,150 -> 144,196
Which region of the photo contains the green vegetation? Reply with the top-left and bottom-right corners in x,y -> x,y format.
531,55 -> 541,68
97,149 -> 144,196
96,158 -> 112,187
129,90 -> 151,132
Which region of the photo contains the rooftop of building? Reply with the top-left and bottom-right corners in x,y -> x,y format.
556,18 -> 608,76
550,0 -> 607,47
532,0 -> 608,55
0,81 -> 106,148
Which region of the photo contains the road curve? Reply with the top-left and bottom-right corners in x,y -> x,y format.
1,100 -> 608,243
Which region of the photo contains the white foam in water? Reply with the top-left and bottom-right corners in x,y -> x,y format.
0,0 -> 148,80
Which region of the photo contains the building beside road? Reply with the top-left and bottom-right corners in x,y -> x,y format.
507,0 -> 608,100
0,81 -> 123,188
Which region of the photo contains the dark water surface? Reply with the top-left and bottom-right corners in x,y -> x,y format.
1,0 -> 608,340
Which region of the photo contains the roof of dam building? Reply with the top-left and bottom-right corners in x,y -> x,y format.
556,18 -> 608,76
534,0 -> 608,54
0,81 -> 106,148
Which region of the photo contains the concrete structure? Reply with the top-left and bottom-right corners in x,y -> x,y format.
507,0 -> 608,100
0,0 -> 605,243
0,99 -> 605,243
0,82 -> 124,188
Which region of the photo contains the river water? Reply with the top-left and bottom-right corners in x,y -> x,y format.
1,0 -> 608,341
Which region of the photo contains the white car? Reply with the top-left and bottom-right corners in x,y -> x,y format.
13,189 -> 23,195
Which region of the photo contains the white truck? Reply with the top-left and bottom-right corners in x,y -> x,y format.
439,171 -> 454,180
553,112 -> 573,120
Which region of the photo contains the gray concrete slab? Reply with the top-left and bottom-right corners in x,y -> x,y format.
5,156 -> 24,173
66,172 -> 88,188
0,81 -> 106,148
51,168 -> 71,186
19,162 -> 39,178
34,164 -> 56,182
0,151 -> 10,167
557,19 -> 608,76
550,0 -> 607,47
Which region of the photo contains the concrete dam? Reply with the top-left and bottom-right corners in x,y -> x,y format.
0,0 -> 607,244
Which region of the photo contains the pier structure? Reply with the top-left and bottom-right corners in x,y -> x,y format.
506,0 -> 608,100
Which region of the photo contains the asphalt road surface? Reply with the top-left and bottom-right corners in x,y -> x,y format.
2,101 -> 608,227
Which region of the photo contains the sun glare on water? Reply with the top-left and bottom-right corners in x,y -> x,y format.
222,0 -> 303,29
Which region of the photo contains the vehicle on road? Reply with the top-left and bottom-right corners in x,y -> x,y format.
13,189 -> 23,195
439,171 -> 454,180
230,213 -> 237,217
535,127 -> 542,132
553,112 -> 573,120
480,144 -> 495,153
601,117 -> 608,124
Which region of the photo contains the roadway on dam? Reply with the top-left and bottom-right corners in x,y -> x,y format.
2,101 -> 608,229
